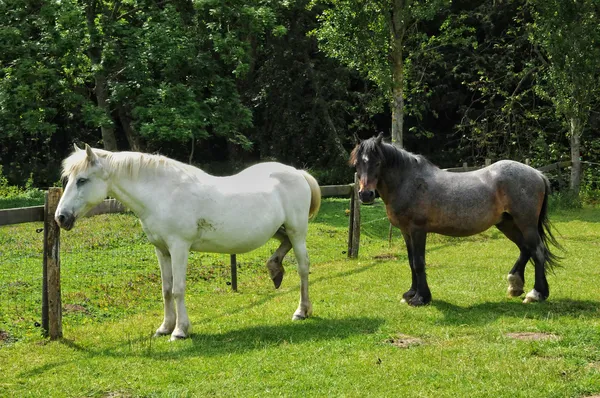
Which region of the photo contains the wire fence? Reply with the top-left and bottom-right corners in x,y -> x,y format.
0,222 -> 45,343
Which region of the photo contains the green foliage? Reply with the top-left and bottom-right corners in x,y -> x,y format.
529,0 -> 600,122
548,191 -> 582,211
311,0 -> 449,98
0,167 -> 44,209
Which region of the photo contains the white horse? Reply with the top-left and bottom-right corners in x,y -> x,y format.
55,144 -> 321,340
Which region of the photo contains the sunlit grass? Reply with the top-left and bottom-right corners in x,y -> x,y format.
1,199 -> 600,397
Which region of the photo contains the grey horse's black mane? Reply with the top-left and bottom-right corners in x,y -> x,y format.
350,136 -> 436,170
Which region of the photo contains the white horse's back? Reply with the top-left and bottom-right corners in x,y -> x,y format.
170,162 -> 314,254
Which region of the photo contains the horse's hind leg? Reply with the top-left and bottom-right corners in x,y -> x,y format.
507,215 -> 550,303
286,228 -> 312,320
266,227 -> 292,289
522,231 -> 549,303
496,218 -> 530,297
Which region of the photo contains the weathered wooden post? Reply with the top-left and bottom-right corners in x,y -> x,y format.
230,254 -> 238,292
347,173 -> 361,258
462,162 -> 468,172
485,158 -> 491,167
42,187 -> 62,340
525,158 -> 530,166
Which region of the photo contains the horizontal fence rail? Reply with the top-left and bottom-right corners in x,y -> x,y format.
0,198 -> 128,227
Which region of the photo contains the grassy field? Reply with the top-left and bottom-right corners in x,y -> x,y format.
1,198 -> 600,397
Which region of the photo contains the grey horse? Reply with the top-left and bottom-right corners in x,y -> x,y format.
350,133 -> 561,306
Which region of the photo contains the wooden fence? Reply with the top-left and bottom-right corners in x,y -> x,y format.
0,158 -> 574,339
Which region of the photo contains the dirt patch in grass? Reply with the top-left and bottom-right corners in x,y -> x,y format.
0,330 -> 10,342
373,253 -> 399,261
63,304 -> 88,314
506,332 -> 558,341
385,334 -> 424,348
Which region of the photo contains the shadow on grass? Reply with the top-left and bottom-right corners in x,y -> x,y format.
19,316 -> 385,378
192,260 -> 381,325
432,298 -> 600,326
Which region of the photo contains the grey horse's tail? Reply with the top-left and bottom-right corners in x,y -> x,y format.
539,175 -> 563,271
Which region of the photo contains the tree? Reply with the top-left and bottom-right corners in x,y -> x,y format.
528,0 -> 600,193
312,0 -> 449,147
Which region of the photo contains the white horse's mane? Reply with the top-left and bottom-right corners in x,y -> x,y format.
61,148 -> 203,179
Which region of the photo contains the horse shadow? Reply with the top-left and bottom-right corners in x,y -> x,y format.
431,298 -> 600,326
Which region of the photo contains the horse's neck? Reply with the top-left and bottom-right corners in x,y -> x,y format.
377,158 -> 434,204
107,174 -> 154,219
106,167 -> 210,219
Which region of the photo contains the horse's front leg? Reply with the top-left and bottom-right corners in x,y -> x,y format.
154,247 -> 176,337
400,232 -> 418,303
407,230 -> 431,306
169,243 -> 191,340
288,234 -> 312,320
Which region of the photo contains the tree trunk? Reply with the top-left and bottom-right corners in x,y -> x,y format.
86,0 -> 118,151
569,117 -> 582,194
117,105 -> 143,151
94,71 -> 118,150
390,0 -> 406,149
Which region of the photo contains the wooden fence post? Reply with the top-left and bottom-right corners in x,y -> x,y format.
42,187 -> 62,340
230,254 -> 238,292
462,162 -> 468,172
485,158 -> 491,167
347,173 -> 361,258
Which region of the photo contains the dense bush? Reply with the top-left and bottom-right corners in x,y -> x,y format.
0,167 -> 45,209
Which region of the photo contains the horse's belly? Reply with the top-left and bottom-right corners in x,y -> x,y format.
190,230 -> 277,254
189,211 -> 284,254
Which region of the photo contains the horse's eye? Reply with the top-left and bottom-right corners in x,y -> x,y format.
76,178 -> 88,186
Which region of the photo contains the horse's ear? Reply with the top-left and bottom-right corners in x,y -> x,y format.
85,144 -> 99,164
73,143 -> 82,152
375,132 -> 384,145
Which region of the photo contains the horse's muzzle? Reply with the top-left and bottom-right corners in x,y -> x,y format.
358,189 -> 376,205
55,212 -> 75,231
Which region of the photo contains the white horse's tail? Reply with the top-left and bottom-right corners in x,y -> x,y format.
301,170 -> 321,220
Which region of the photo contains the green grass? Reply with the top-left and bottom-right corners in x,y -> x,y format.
2,199 -> 600,397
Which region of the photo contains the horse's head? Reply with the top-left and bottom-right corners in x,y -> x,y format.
55,144 -> 110,230
349,133 -> 385,204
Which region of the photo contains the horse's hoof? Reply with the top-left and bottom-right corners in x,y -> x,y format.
522,289 -> 543,304
292,305 -> 312,321
402,290 -> 417,302
169,333 -> 187,341
408,294 -> 431,307
508,288 -> 524,297
507,274 -> 524,297
153,331 -> 169,338
272,271 -> 284,289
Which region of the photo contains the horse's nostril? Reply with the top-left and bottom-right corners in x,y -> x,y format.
57,214 -> 66,224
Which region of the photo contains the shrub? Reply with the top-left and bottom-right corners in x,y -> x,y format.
0,166 -> 45,209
